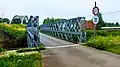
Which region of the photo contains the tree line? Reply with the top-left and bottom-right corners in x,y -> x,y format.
43,17 -> 66,24
0,17 -> 10,24
93,13 -> 120,29
42,13 -> 120,30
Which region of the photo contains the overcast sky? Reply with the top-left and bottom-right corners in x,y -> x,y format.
0,0 -> 120,25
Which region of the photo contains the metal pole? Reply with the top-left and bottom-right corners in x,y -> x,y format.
94,24 -> 96,40
95,1 -> 96,7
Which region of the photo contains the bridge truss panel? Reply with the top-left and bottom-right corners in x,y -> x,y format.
41,17 -> 86,43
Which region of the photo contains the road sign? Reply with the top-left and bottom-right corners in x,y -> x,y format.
92,1 -> 100,40
92,1 -> 99,15
92,7 -> 99,15
92,15 -> 99,24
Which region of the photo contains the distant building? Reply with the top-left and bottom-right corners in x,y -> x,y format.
85,20 -> 95,30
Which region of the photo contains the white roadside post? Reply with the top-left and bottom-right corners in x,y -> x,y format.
92,1 -> 99,39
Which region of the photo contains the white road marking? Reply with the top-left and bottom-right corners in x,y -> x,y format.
45,44 -> 79,49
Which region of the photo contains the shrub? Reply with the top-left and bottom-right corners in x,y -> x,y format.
86,30 -> 120,40
0,23 -> 27,48
0,23 -> 26,39
86,36 -> 120,54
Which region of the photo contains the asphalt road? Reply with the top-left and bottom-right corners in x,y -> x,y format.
40,33 -> 120,67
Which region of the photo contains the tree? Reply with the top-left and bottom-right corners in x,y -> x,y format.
0,17 -> 2,23
111,23 -> 115,26
50,17 -> 55,23
43,17 -> 64,24
97,13 -> 105,29
3,18 -> 10,24
115,22 -> 119,26
11,18 -> 21,24
43,17 -> 50,24
55,18 -> 61,22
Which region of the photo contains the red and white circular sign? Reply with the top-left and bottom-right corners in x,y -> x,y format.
92,7 -> 99,15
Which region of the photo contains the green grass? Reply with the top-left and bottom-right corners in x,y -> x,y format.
0,23 -> 27,48
85,30 -> 120,54
86,30 -> 120,40
0,43 -> 46,67
86,36 -> 120,54
0,23 -> 44,67
0,23 -> 26,38
0,53 -> 43,67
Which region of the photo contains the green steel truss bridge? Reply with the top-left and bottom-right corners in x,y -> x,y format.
41,17 -> 86,43
13,15 -> 87,47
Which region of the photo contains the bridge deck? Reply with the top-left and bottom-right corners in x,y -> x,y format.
40,33 -> 120,67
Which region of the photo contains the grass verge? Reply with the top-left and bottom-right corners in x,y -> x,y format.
0,53 -> 43,67
86,36 -> 120,54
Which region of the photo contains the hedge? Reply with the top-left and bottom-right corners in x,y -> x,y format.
86,36 -> 120,54
86,30 -> 120,40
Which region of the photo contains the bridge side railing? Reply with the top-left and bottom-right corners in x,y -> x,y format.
41,17 -> 86,43
27,16 -> 40,47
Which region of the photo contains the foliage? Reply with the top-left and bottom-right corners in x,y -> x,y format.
115,22 -> 119,26
86,30 -> 120,54
0,47 -> 5,53
0,18 -> 2,22
3,18 -> 10,24
11,18 -> 21,24
104,22 -> 115,27
97,13 -> 105,29
0,23 -> 26,38
86,36 -> 120,54
86,30 -> 120,40
0,18 -> 10,23
89,13 -> 119,28
43,17 -> 49,24
104,22 -> 120,27
43,17 -> 65,24
0,53 -> 43,67
0,23 -> 27,48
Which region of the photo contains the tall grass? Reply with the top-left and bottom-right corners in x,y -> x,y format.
0,53 -> 43,67
86,36 -> 120,54
0,23 -> 26,38
86,30 -> 120,40
0,23 -> 27,48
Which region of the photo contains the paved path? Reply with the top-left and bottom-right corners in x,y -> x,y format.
40,33 -> 120,67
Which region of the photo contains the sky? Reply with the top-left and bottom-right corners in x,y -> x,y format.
0,0 -> 120,25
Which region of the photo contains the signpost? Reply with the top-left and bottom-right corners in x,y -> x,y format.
92,1 -> 99,39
